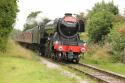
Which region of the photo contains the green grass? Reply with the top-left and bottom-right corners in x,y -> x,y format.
81,50 -> 125,75
82,58 -> 125,76
80,44 -> 125,76
0,40 -> 78,83
0,56 -> 78,83
0,40 -> 37,60
94,63 -> 125,76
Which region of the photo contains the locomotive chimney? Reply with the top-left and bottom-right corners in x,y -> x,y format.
65,13 -> 72,16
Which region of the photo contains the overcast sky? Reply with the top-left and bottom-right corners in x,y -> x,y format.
14,0 -> 125,30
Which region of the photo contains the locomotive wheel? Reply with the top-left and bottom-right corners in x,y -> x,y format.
72,57 -> 80,63
75,58 -> 80,63
51,55 -> 54,60
50,53 -> 54,60
57,53 -> 62,62
76,59 -> 79,63
37,49 -> 42,56
38,47 -> 42,56
64,55 -> 68,61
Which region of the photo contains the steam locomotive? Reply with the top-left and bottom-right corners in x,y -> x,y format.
16,13 -> 86,63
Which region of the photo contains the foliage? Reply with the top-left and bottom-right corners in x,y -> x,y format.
88,1 -> 118,18
0,0 -> 18,51
108,15 -> 125,62
81,44 -> 111,65
42,18 -> 51,25
76,12 -> 86,21
27,11 -> 41,19
23,22 -> 37,31
94,1 -> 118,15
0,40 -> 78,83
0,39 -> 37,59
23,11 -> 41,31
87,11 -> 114,43
112,15 -> 125,26
86,1 -> 118,43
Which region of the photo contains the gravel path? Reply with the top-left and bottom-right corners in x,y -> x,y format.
40,58 -> 89,83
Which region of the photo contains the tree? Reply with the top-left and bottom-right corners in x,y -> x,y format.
87,11 -> 114,43
86,1 -> 118,43
88,1 -> 118,17
27,11 -> 41,19
23,11 -> 41,31
0,0 -> 18,51
76,12 -> 86,22
108,15 -> 125,62
40,18 -> 51,25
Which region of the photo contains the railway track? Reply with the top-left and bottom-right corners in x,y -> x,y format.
67,63 -> 125,83
39,55 -> 125,83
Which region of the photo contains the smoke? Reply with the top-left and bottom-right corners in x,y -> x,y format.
26,12 -> 49,25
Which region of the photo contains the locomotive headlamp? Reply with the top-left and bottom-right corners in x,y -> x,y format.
58,46 -> 63,51
81,47 -> 86,53
83,43 -> 86,46
78,42 -> 86,47
54,41 -> 59,44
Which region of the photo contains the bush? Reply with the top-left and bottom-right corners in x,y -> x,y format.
108,21 -> 125,62
87,11 -> 114,43
81,44 -> 111,64
0,0 -> 18,51
86,1 -> 118,43
92,1 -> 118,15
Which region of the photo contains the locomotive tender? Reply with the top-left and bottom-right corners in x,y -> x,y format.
16,13 -> 86,63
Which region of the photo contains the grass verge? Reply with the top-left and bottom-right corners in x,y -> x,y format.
0,40 -> 78,83
80,44 -> 125,76
0,56 -> 78,83
0,40 -> 37,60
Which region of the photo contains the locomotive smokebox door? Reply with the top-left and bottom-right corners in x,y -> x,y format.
79,20 -> 85,32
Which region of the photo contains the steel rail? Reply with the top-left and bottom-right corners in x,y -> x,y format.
39,56 -> 125,83
67,63 -> 125,83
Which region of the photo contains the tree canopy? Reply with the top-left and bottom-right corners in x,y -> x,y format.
23,11 -> 41,31
88,1 -> 118,17
86,1 -> 118,43
0,0 -> 18,51
108,15 -> 125,62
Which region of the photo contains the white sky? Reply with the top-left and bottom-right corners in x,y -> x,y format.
14,0 -> 125,30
